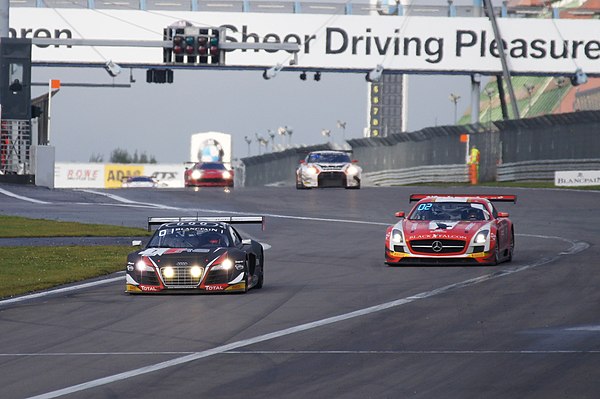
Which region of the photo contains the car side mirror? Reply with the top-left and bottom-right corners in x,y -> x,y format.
352,159 -> 359,163
299,160 -> 306,164
132,240 -> 142,246
497,212 -> 509,218
395,211 -> 405,218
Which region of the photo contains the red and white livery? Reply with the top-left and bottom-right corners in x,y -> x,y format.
385,194 -> 516,266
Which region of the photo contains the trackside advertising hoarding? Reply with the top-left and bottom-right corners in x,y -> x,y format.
54,163 -> 185,188
190,132 -> 232,164
555,170 -> 600,186
10,9 -> 600,75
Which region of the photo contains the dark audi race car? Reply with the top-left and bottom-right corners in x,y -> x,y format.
126,216 -> 264,294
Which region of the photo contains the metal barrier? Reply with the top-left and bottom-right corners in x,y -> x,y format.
0,120 -> 31,176
364,164 -> 468,186
497,159 -> 600,181
240,110 -> 600,187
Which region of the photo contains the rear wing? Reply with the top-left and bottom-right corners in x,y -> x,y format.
147,216 -> 265,231
409,194 -> 517,203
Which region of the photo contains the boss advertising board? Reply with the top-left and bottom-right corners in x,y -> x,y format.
54,162 -> 104,188
190,132 -> 232,164
9,9 -> 600,75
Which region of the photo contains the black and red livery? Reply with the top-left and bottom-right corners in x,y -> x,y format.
126,216 -> 264,293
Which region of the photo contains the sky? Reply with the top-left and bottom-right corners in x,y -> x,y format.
31,66 -> 473,163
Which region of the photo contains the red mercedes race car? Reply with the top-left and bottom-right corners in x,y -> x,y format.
385,194 -> 516,266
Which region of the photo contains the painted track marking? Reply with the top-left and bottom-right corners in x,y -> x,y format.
25,237 -> 588,399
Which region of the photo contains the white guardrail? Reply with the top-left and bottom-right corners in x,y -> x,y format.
363,164 -> 469,186
497,159 -> 600,182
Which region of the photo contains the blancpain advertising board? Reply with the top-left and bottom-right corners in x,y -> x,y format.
555,170 -> 600,187
10,9 -> 600,75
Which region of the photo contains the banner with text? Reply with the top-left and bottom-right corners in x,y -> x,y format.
11,9 -> 600,75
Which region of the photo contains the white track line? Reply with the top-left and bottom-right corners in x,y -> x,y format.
0,187 -> 51,204
26,237 -> 588,399
0,275 -> 123,307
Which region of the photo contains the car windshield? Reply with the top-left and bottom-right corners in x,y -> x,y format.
199,162 -> 226,170
148,226 -> 231,248
408,202 -> 489,221
307,152 -> 351,163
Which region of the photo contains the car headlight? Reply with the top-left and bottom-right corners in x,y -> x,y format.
222,171 -> 232,179
162,266 -> 175,278
391,229 -> 404,244
307,166 -> 318,176
191,170 -> 202,179
190,265 -> 203,278
474,230 -> 489,244
212,258 -> 233,271
346,165 -> 359,175
135,260 -> 154,272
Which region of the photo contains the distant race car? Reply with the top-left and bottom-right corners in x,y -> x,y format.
122,176 -> 158,188
296,150 -> 362,189
126,216 -> 264,294
385,194 -> 516,266
184,162 -> 234,187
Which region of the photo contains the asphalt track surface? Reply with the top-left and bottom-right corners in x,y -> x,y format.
0,184 -> 599,399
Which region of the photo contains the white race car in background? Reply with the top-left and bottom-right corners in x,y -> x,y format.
296,150 -> 361,189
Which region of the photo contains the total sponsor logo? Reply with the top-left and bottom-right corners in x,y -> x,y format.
140,285 -> 161,292
204,285 -> 226,291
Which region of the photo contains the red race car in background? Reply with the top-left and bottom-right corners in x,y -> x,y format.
184,162 -> 233,187
385,194 -> 516,266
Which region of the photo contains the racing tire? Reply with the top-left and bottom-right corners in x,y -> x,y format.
255,249 -> 264,289
507,230 -> 515,262
492,244 -> 501,266
242,268 -> 249,293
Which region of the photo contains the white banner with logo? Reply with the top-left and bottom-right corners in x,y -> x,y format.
555,170 -> 600,186
55,162 -> 104,188
11,9 -> 600,74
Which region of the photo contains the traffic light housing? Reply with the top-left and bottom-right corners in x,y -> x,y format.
146,68 -> 173,84
165,26 -> 222,65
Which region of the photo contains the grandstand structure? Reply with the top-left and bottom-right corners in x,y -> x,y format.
461,0 -> 600,125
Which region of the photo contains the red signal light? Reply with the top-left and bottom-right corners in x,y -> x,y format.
173,35 -> 185,54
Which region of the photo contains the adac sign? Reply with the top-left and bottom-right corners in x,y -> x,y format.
105,164 -> 144,188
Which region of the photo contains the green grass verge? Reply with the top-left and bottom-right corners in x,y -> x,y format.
0,215 -> 149,299
1,245 -> 132,299
0,215 -> 150,238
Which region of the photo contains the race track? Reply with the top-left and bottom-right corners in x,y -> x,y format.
0,184 -> 599,399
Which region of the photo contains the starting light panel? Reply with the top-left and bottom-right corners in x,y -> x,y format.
164,26 -> 223,65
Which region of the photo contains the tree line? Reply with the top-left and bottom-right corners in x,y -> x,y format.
89,148 -> 157,164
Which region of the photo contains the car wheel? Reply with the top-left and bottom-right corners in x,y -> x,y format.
243,266 -> 249,293
507,230 -> 515,262
255,249 -> 264,289
492,244 -> 501,266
